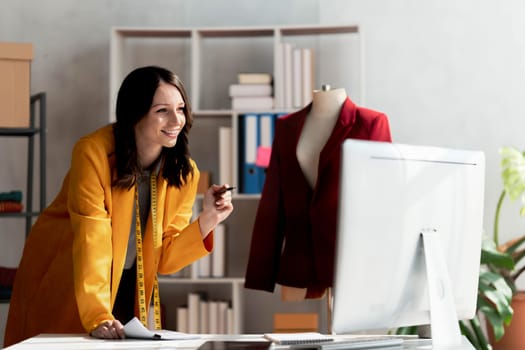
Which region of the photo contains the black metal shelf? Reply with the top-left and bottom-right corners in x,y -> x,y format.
0,128 -> 40,136
0,92 -> 47,236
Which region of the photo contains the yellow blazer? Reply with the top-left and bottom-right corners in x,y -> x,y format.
4,125 -> 212,347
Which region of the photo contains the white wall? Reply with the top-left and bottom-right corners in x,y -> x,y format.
0,0 -> 318,266
321,1 -> 525,283
1,1 -> 525,282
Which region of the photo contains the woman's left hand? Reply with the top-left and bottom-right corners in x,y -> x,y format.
198,184 -> 234,237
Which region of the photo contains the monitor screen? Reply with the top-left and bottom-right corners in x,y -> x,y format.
332,140 -> 485,348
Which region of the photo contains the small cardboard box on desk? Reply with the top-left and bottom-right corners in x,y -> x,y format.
0,42 -> 33,128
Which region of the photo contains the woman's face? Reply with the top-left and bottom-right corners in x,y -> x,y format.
134,81 -> 186,159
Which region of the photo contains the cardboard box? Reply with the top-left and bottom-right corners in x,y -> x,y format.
273,313 -> 319,333
0,42 -> 33,128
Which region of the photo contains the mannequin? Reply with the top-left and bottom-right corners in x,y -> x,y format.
282,85 -> 347,302
297,85 -> 347,188
244,83 -> 391,309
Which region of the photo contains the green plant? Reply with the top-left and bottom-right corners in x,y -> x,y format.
461,146 -> 525,349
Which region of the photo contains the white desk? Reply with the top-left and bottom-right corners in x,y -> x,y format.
3,334 -> 434,350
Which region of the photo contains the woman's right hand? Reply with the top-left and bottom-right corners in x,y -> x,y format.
90,319 -> 125,339
198,184 -> 234,238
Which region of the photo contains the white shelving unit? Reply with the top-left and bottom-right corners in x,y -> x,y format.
109,24 -> 362,334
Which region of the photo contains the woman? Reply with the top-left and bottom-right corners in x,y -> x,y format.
4,66 -> 233,346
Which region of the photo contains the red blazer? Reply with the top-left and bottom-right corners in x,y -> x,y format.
244,97 -> 392,297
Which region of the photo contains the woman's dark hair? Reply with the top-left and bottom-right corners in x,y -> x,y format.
113,66 -> 194,189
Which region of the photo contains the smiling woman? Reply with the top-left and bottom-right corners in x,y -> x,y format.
3,66 -> 234,347
134,81 -> 187,168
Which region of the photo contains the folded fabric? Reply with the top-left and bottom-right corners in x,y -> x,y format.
0,201 -> 23,212
0,190 -> 23,202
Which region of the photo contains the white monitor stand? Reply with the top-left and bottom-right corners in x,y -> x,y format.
422,230 -> 474,350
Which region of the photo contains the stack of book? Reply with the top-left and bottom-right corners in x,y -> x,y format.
230,73 -> 274,110
275,43 -> 315,109
177,292 -> 234,334
0,190 -> 23,213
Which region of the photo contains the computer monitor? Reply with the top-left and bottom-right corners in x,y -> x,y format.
332,139 -> 485,349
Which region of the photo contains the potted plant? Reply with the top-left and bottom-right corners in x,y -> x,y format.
461,146 -> 525,349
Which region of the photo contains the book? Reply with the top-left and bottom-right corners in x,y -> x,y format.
226,308 -> 235,334
199,299 -> 209,333
212,224 -> 226,277
292,47 -> 303,108
301,48 -> 315,106
187,292 -> 201,333
237,73 -> 272,84
274,43 -> 285,108
124,316 -> 199,340
208,301 -> 219,334
263,332 -> 333,345
218,127 -> 233,186
282,42 -> 294,108
229,83 -> 272,97
176,307 -> 188,333
217,301 -> 228,334
231,96 -> 274,110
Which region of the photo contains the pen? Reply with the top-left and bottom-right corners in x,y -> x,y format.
215,186 -> 236,195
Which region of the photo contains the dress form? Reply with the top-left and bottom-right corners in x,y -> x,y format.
296,85 -> 347,188
281,85 -> 347,302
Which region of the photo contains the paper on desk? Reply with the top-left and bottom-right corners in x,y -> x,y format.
124,317 -> 200,340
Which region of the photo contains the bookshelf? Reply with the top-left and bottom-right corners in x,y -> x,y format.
0,93 -> 47,237
109,24 -> 362,334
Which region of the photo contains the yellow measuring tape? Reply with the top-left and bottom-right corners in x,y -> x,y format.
134,174 -> 162,330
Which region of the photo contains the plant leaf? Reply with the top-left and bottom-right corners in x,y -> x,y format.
501,235 -> 525,255
481,249 -> 515,270
480,271 -> 514,302
459,320 -> 478,349
467,317 -> 490,350
479,297 -> 507,341
395,325 -> 417,335
483,289 -> 513,323
481,240 -> 515,270
500,147 -> 525,212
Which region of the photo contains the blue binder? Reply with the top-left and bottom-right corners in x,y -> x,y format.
257,113 -> 276,190
239,114 -> 261,194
